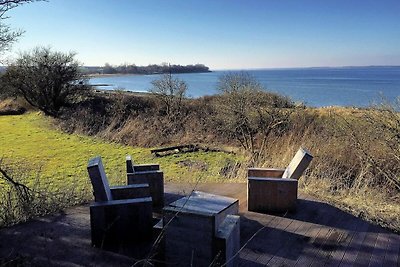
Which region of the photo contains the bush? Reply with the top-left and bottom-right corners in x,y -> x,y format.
0,159 -> 85,227
150,73 -> 187,119
215,72 -> 294,161
1,47 -> 88,117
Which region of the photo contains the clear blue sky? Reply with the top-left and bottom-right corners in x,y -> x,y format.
6,0 -> 400,69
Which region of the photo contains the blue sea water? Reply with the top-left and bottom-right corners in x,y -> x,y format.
89,66 -> 400,107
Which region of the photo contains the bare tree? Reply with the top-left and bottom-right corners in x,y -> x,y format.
0,0 -> 42,54
1,47 -> 88,117
150,72 -> 187,118
216,72 -> 293,161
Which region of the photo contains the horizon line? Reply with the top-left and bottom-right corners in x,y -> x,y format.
211,65 -> 400,71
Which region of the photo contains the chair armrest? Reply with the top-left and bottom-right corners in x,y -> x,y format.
247,168 -> 285,178
91,196 -> 153,207
248,177 -> 298,182
110,184 -> 150,200
132,164 -> 160,172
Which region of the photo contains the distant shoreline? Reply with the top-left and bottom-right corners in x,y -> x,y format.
85,71 -> 212,78
85,73 -> 143,78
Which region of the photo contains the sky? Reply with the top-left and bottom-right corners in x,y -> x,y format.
5,0 -> 400,70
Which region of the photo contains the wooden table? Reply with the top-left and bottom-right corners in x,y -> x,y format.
163,191 -> 240,267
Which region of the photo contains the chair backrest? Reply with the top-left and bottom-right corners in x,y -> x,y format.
126,155 -> 134,173
87,157 -> 113,201
282,147 -> 313,180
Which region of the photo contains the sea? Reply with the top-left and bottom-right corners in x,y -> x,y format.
89,66 -> 400,108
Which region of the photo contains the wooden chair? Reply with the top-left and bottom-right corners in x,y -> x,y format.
87,156 -> 153,252
247,147 -> 313,213
126,155 -> 164,207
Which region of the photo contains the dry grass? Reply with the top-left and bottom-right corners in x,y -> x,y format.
0,159 -> 85,227
302,178 -> 400,232
0,97 -> 31,115
256,107 -> 400,232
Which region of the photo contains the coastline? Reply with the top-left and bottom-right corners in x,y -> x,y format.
85,70 -> 212,78
92,88 -> 151,97
85,73 -> 143,78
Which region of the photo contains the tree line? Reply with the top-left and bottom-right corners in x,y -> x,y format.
86,63 -> 210,75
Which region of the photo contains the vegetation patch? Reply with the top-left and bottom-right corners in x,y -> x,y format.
177,159 -> 208,172
0,98 -> 27,115
0,112 -> 241,226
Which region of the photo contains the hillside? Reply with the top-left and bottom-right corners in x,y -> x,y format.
0,94 -> 399,232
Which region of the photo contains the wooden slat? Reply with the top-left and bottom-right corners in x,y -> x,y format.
307,205 -> 352,267
382,233 -> 400,266
324,212 -> 364,267
264,217 -> 309,266
338,221 -> 370,266
238,213 -> 277,265
368,231 -> 391,267
291,196 -> 346,267
251,216 -> 294,264
353,227 -> 379,266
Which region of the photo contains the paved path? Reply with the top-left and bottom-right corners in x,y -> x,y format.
0,183 -> 398,266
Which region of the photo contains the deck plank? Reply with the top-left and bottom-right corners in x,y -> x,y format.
353,227 -> 379,267
368,231 -> 391,267
265,216 -> 309,266
293,197 -> 348,267
338,221 -> 371,266
324,215 -> 360,267
308,205 -> 351,267
253,216 -> 294,264
382,233 -> 400,267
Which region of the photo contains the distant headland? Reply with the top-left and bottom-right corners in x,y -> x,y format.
83,63 -> 211,75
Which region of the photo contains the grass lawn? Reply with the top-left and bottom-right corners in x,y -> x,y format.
0,112 -> 242,203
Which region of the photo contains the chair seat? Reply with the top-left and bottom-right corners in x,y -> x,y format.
247,147 -> 312,214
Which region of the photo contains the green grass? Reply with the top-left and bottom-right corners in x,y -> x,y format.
0,113 -> 242,201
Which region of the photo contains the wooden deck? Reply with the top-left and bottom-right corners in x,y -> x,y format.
0,183 -> 399,266
166,183 -> 399,267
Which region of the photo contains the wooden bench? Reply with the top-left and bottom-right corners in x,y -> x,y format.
126,155 -> 164,207
87,156 -> 153,252
248,147 -> 313,213
150,144 -> 199,157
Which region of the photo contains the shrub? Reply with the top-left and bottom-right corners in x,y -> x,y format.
0,159 -> 85,227
1,47 -> 88,117
150,73 -> 187,119
215,72 -> 294,161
